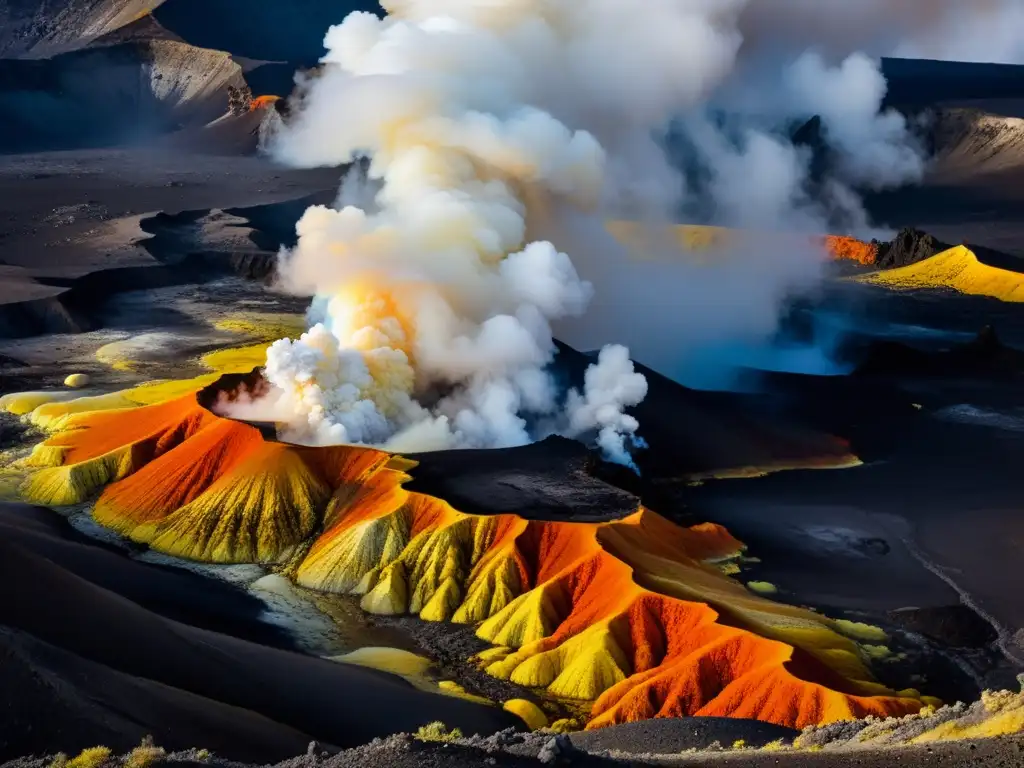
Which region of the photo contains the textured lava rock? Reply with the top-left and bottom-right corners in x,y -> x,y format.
887,606 -> 999,649
871,228 -> 952,270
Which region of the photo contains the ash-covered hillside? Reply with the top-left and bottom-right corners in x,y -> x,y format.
0,0 -> 161,57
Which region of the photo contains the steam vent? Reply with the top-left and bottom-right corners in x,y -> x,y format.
9,367 -> 935,732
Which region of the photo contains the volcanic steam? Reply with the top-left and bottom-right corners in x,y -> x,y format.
235,0 -> 930,462
241,2 -> 661,462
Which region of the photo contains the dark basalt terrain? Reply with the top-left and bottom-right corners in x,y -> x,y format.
0,152 -> 337,337
0,503 -> 520,762
404,436 -> 642,523
2,3 -> 1024,768
850,325 -> 1024,378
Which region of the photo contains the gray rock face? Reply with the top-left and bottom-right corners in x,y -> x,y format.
0,0 -> 165,58
0,38 -> 248,151
872,228 -> 951,269
538,735 -> 578,765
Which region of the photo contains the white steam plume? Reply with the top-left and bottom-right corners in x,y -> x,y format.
736,0 -> 1024,66
239,0 -> 944,461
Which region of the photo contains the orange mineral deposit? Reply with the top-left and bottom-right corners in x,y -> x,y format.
824,235 -> 878,265
13,390 -> 931,730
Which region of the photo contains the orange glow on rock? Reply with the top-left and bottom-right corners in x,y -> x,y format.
250,94 -> 281,111
824,235 -> 878,265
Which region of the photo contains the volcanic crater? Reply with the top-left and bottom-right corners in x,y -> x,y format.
3,3 -> 1024,767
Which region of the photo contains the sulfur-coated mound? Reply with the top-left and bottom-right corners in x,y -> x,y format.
8,379 -> 931,730
796,689 -> 1024,749
854,245 -> 1024,302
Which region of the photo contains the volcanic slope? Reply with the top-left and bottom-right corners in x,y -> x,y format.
0,504 -> 519,761
548,341 -> 860,482
0,0 -> 162,57
0,38 -> 251,151
855,245 -> 1024,302
927,108 -> 1024,183
5,376 -> 935,731
869,60 -> 1024,257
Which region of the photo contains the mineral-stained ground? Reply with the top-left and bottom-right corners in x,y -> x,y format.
3,3 -> 1024,768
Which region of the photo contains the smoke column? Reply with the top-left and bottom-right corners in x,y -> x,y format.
241,0 -> 939,462
736,0 -> 1024,65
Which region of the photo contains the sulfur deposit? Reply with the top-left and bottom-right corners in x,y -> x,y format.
63,373 -> 91,389
6,381 -> 934,731
855,245 -> 1024,301
796,687 -> 1024,749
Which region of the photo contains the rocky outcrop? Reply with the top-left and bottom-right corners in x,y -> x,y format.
871,228 -> 951,269
227,84 -> 254,115
228,252 -> 276,281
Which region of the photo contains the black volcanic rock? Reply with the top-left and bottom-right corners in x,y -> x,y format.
404,436 -> 641,523
0,503 -> 520,761
888,605 -> 999,649
229,251 -> 277,281
791,114 -> 833,185
853,325 -> 1024,377
550,342 -> 858,486
227,83 -> 254,115
572,717 -> 798,754
0,625 -> 315,763
871,228 -> 951,269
